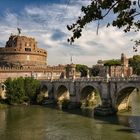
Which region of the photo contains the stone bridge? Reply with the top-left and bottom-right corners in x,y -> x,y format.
40,77 -> 140,116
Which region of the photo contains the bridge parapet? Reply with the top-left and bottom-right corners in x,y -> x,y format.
40,76 -> 140,83
41,77 -> 108,82
52,79 -> 74,82
109,76 -> 140,82
76,77 -> 107,82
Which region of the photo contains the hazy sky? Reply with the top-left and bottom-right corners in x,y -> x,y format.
0,0 -> 139,66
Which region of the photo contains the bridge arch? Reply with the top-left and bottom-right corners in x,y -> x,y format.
56,85 -> 70,102
80,85 -> 101,108
115,85 -> 139,111
40,85 -> 49,98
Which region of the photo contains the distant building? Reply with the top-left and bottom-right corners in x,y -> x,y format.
97,60 -> 104,66
66,63 -> 80,79
98,53 -> 133,77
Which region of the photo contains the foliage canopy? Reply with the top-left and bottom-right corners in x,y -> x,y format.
104,59 -> 122,66
129,55 -> 140,75
4,77 -> 40,105
76,64 -> 89,77
67,0 -> 140,49
91,65 -> 100,76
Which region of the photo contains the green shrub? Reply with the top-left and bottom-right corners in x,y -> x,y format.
4,77 -> 40,105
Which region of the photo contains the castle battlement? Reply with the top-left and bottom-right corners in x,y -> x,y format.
0,65 -> 65,72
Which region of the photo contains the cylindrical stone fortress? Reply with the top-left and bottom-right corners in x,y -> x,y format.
0,34 -> 47,67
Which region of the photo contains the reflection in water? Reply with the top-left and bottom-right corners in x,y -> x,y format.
0,92 -> 140,140
0,109 -> 6,137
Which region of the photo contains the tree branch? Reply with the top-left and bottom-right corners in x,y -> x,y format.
133,12 -> 140,17
102,1 -> 118,18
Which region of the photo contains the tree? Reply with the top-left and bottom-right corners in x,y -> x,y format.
104,59 -> 122,66
4,77 -> 40,105
76,64 -> 89,77
67,0 -> 140,49
4,77 -> 25,104
24,77 -> 40,104
91,65 -> 100,76
129,55 -> 140,75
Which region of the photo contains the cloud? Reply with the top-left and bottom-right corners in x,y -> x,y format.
0,1 -> 138,67
51,29 -> 67,41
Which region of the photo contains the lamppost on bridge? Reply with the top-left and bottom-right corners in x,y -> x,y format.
106,66 -> 110,82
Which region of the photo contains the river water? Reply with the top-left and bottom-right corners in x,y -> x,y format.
0,92 -> 140,140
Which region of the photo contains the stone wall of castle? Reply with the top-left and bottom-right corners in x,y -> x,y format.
0,65 -> 65,82
0,53 -> 47,66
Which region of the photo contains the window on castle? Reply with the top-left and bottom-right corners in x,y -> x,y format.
25,48 -> 31,51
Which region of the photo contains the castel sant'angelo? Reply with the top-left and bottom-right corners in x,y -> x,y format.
0,31 -> 47,67
0,29 -> 79,82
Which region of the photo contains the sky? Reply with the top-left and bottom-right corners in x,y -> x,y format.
0,0 -> 139,66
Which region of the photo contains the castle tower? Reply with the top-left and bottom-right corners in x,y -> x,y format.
0,33 -> 47,68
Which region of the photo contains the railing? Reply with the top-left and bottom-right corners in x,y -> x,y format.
76,77 -> 106,82
109,76 -> 140,82
39,78 -> 73,82
1,76 -> 140,84
42,76 -> 140,83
